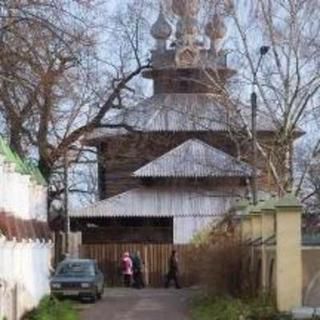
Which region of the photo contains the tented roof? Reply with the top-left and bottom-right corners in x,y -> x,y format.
69,187 -> 239,218
134,139 -> 254,178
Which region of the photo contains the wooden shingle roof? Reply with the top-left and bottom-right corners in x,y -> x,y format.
133,139 -> 254,178
69,187 -> 239,218
85,93 -> 278,142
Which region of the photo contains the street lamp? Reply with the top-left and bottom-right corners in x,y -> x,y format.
251,46 -> 270,205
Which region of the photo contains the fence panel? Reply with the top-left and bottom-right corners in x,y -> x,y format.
80,244 -> 194,287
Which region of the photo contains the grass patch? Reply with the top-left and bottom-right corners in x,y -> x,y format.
191,296 -> 293,320
22,296 -> 79,320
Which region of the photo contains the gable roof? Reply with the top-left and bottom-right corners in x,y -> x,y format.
84,93 -> 278,143
69,187 -> 240,218
133,139 -> 254,178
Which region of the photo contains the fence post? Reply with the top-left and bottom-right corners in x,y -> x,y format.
275,193 -> 302,312
261,197 -> 276,294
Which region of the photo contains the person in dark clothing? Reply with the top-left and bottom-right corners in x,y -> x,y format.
165,250 -> 181,289
132,251 -> 145,289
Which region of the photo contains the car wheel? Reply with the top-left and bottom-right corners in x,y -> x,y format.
97,287 -> 104,300
90,288 -> 98,303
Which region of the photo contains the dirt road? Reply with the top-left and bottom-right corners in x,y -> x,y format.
80,288 -> 194,320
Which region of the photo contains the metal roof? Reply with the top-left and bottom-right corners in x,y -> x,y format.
0,211 -> 51,241
134,139 -> 254,178
69,187 -> 240,218
85,93 -> 278,142
0,137 -> 47,185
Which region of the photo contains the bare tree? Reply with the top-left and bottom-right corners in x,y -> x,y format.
228,0 -> 320,192
181,0 -> 320,194
153,0 -> 320,196
0,0 -> 152,210
2,0 -> 319,212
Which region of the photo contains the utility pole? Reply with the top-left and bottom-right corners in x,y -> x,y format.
63,151 -> 70,255
251,46 -> 270,205
251,90 -> 258,205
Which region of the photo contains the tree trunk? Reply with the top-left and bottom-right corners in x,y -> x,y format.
279,136 -> 294,194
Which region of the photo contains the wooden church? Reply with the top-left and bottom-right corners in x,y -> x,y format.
70,1 -> 279,244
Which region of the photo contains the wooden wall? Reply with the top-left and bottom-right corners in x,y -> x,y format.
80,243 -> 195,288
82,227 -> 173,244
71,217 -> 174,244
99,131 -> 254,199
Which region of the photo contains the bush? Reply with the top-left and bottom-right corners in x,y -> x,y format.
22,296 -> 79,320
191,296 -> 291,320
187,217 -> 252,297
191,296 -> 245,320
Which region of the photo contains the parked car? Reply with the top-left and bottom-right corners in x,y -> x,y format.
50,259 -> 104,302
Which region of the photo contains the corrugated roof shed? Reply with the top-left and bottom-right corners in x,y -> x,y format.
134,138 -> 254,178
69,187 -> 239,218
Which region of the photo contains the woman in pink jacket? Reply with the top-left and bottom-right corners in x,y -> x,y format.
121,252 -> 133,287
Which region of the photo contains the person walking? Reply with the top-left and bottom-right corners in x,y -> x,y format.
165,250 -> 181,289
132,251 -> 145,289
121,252 -> 133,287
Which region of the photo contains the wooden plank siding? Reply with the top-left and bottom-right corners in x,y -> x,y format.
80,243 -> 195,287
100,132 -> 241,199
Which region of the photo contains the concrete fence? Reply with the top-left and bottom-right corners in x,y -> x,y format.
232,192 -> 303,312
0,237 -> 53,320
0,140 -> 52,319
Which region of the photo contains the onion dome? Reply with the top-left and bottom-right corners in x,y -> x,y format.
205,14 -> 227,52
151,4 -> 172,41
205,14 -> 227,41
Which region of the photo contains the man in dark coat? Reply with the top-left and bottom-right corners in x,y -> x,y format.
132,251 -> 145,289
165,250 -> 181,289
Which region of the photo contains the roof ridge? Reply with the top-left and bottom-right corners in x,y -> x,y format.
187,138 -> 250,165
132,138 -> 202,172
138,138 -> 249,167
134,138 -> 253,178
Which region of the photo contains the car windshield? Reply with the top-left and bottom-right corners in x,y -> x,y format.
56,261 -> 95,277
